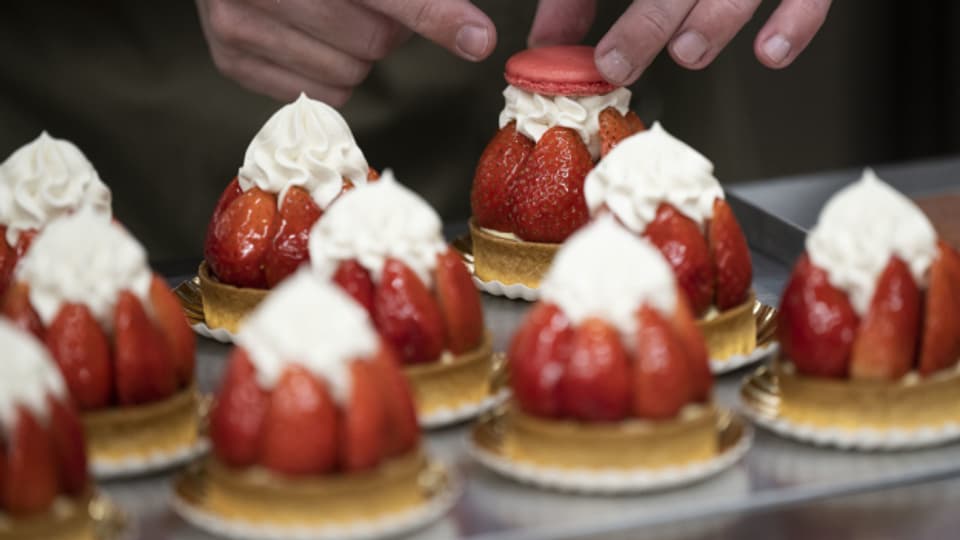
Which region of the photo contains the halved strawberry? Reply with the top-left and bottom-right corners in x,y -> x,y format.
204,187 -> 278,289
373,258 -> 445,365
14,230 -> 37,259
598,107 -> 633,157
369,344 -> 419,457
0,229 -> 14,298
633,306 -> 693,419
210,348 -> 270,468
340,360 -> 386,472
508,302 -> 574,418
559,318 -> 631,421
644,203 -> 715,315
625,111 -> 646,134
472,121 -> 535,231
435,249 -> 484,355
671,291 -> 712,402
208,177 -> 244,233
263,186 -> 323,287
333,259 -> 376,317
367,168 -> 380,181
45,303 -> 113,409
918,242 -> 960,374
709,198 -> 752,310
149,275 -> 195,387
46,397 -> 88,495
113,291 -> 177,405
3,407 -> 58,516
1,283 -> 44,339
778,254 -> 860,378
260,365 -> 339,476
506,126 -> 592,243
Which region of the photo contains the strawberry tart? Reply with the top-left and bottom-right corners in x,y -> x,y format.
769,170 -> 960,444
201,93 -> 378,333
0,132 -> 111,298
470,46 -> 645,288
1,210 -> 200,474
583,123 -> 756,361
309,171 -> 493,425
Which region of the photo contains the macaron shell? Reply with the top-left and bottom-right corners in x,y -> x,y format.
505,46 -> 618,96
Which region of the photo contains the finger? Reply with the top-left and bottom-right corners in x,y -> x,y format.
595,0 -> 698,85
668,0 -> 762,69
527,0 -> 597,47
357,0 -> 497,61
754,0 -> 832,68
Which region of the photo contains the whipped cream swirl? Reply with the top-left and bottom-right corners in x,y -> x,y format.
541,215 -> 678,338
236,270 -> 379,403
16,210 -> 153,330
0,132 -> 111,246
0,319 -> 68,432
238,93 -> 369,210
584,122 -> 723,233
806,169 -> 937,315
499,85 -> 631,159
309,170 -> 447,287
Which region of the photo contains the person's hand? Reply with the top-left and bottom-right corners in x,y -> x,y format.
527,0 -> 832,86
196,0 -> 497,105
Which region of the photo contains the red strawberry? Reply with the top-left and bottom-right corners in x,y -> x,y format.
204,187 -> 278,289
369,344 -> 419,457
918,243 -> 960,374
373,259 -> 445,365
3,407 -> 58,516
1,283 -> 44,339
263,186 -> 323,287
333,259 -> 376,317
210,348 -> 269,468
0,229 -> 14,298
46,397 -> 88,495
598,107 -> 633,157
778,254 -> 860,378
260,365 -> 339,476
471,121 -> 535,231
559,318 -> 631,421
625,111 -> 646,134
633,306 -> 693,419
435,249 -> 484,355
208,177 -> 244,233
644,203 -> 715,315
367,168 -> 380,181
340,360 -> 386,472
14,230 -> 37,259
709,198 -> 753,310
508,302 -> 574,417
113,291 -> 177,405
506,126 -> 592,243
149,275 -> 195,386
671,291 -> 712,402
45,303 -> 113,409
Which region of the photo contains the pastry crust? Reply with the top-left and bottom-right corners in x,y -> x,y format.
697,292 -> 758,361
469,220 -> 559,288
198,261 -> 268,334
0,491 -> 97,540
405,333 -> 495,417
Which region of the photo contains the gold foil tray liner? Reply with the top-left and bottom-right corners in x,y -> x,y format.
196,261 -> 268,334
0,491 -> 128,540
697,292 -> 759,361
468,220 -> 559,289
405,333 -> 497,417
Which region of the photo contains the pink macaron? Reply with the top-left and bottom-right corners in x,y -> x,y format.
504,45 -> 618,96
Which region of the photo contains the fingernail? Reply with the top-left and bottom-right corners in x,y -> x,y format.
596,48 -> 633,85
762,34 -> 791,64
456,24 -> 490,60
671,31 -> 708,65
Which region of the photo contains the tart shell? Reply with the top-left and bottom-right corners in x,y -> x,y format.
697,292 -> 758,362
469,220 -> 558,289
197,261 -> 268,334
0,490 -> 127,540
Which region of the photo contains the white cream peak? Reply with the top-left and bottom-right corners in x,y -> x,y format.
0,319 -> 68,433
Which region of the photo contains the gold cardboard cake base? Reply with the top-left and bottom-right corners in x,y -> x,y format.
469,220 -> 559,289
82,385 -> 200,466
0,492 -> 127,540
197,261 -> 268,334
697,292 -> 758,361
405,334 -> 497,419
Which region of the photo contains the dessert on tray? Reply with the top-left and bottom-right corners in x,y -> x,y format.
201,93 -> 377,333
584,122 -> 755,361
176,271 -> 454,537
1,210 -> 201,475
309,171 -> 494,426
470,45 -> 645,288
0,132 -> 111,298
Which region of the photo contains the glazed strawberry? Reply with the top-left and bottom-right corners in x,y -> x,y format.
559,318 -> 631,421
435,249 -> 484,355
625,111 -> 645,134
633,306 -> 693,419
113,291 -> 177,405
46,397 -> 88,495
207,177 -> 243,238
0,228 -> 14,297
778,254 -> 859,378
340,360 -> 386,472
204,188 -> 278,289
709,198 -> 753,310
369,345 -> 419,457
263,186 -> 323,287
918,243 -> 960,375
471,121 -> 535,231
3,408 -> 58,516
210,349 -> 270,468
373,258 -> 445,365
1,283 -> 44,339
333,259 -> 376,316
644,203 -> 715,315
508,302 -> 573,417
149,275 -> 195,386
506,126 -> 593,243
44,303 -> 113,409
598,107 -> 633,157
671,291 -> 712,402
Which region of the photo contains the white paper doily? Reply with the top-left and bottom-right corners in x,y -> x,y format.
94,438 -> 210,479
420,389 -> 510,429
191,322 -> 235,343
710,341 -> 778,375
471,275 -> 540,301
